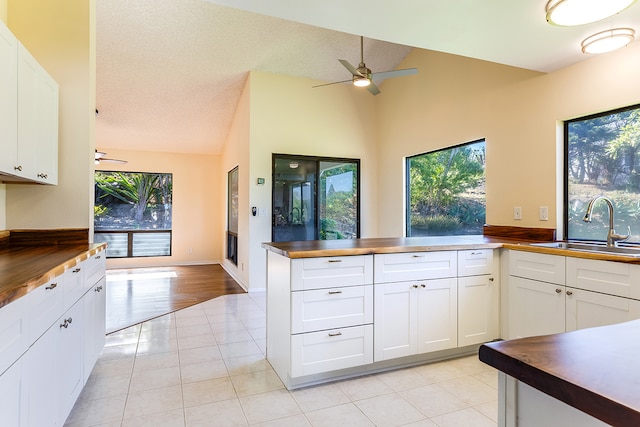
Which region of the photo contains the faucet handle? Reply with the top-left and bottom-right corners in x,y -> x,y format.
611,226 -> 631,245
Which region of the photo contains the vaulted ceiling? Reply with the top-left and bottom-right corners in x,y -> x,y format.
96,0 -> 640,155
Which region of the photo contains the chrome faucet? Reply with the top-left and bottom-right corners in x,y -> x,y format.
582,195 -> 630,247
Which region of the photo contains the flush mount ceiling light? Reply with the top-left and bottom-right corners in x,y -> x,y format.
546,0 -> 637,26
581,28 -> 635,53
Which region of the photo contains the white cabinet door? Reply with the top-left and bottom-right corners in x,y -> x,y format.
84,277 -> 106,379
26,321 -> 60,427
0,295 -> 30,377
16,44 -> 40,181
374,281 -> 418,361
565,287 -> 640,332
58,300 -> 85,425
417,278 -> 458,353
0,356 -> 27,427
507,276 -> 565,339
34,69 -> 58,184
0,21 -> 18,175
458,275 -> 497,346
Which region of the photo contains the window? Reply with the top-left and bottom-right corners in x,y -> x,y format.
227,167 -> 238,265
272,154 -> 360,242
565,104 -> 640,243
406,139 -> 486,236
94,171 -> 173,258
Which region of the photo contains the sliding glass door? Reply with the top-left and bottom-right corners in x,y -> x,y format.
272,154 -> 359,242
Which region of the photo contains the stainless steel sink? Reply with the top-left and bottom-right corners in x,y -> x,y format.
529,241 -> 640,257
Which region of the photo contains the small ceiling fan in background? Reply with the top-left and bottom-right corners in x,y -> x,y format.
313,36 -> 418,95
95,150 -> 127,165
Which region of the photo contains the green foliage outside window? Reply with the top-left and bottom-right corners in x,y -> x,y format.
407,140 -> 486,236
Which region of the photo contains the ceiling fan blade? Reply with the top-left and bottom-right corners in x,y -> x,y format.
339,59 -> 363,77
371,68 -> 418,80
99,158 -> 128,164
95,150 -> 107,160
312,79 -> 354,88
367,81 -> 380,96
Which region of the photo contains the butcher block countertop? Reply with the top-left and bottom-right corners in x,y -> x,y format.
0,243 -> 106,308
479,320 -> 640,426
262,235 -> 507,258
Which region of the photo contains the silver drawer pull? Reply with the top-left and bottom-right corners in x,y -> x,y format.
470,251 -> 483,255
327,259 -> 342,263
45,283 -> 58,290
328,332 -> 342,337
72,268 -> 81,273
328,290 -> 343,294
411,254 -> 425,258
95,255 -> 101,259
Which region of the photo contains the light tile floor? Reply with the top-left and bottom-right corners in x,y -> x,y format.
65,292 -> 498,427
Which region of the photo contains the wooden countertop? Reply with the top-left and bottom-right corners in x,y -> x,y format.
262,235 -> 508,258
479,320 -> 640,426
0,243 -> 106,308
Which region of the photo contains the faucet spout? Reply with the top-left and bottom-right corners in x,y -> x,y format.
582,195 -> 630,247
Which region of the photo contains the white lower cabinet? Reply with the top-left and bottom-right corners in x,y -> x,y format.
458,274 -> 498,346
374,278 -> 458,361
0,357 -> 27,427
0,248 -> 106,426
508,250 -> 640,339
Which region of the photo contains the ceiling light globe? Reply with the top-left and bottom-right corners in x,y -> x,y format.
581,28 -> 635,53
546,0 -> 637,26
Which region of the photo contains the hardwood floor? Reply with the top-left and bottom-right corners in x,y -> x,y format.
105,264 -> 245,333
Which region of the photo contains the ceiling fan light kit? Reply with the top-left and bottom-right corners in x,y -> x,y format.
313,36 -> 417,95
545,0 -> 637,26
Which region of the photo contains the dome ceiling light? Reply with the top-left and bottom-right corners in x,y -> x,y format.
546,0 -> 637,26
581,28 -> 635,53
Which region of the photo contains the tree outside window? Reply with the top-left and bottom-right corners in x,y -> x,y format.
566,104 -> 640,243
406,140 -> 486,236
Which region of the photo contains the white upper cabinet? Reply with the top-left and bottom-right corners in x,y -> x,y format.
0,20 -> 58,185
0,22 -> 18,175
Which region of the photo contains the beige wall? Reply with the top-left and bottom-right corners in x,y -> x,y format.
96,148 -> 222,270
0,0 -> 5,23
241,71 -> 378,291
220,75 -> 251,289
5,0 -> 94,230
376,43 -> 640,238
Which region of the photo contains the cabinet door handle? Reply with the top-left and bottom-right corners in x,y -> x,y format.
72,268 -> 81,273
566,290 -> 573,296
328,332 -> 342,337
14,165 -> 22,172
412,284 -> 419,288
37,173 -> 48,179
328,290 -> 342,294
488,277 -> 494,282
420,284 -> 426,288
45,283 -> 58,290
59,317 -> 73,329
95,285 -> 103,292
327,259 -> 342,263
555,288 -> 562,294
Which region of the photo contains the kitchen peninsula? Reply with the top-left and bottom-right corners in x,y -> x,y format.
480,320 -> 640,426
263,235 -> 505,389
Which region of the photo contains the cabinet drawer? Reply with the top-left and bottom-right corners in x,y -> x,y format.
291,255 -> 373,291
374,251 -> 457,283
291,324 -> 373,377
63,262 -> 85,311
458,249 -> 494,277
0,295 -> 29,376
509,250 -> 565,285
291,285 -> 373,333
28,276 -> 63,343
84,250 -> 106,289
566,257 -> 640,299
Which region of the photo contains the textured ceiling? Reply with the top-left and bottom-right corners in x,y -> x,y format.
96,0 -> 640,155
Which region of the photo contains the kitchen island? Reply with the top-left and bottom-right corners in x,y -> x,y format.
479,320 -> 640,426
263,235 -> 506,389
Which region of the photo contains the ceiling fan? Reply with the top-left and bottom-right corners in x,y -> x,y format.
95,150 -> 127,165
313,36 -> 418,95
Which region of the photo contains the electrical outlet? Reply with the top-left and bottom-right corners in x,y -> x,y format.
539,206 -> 549,221
513,206 -> 522,220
